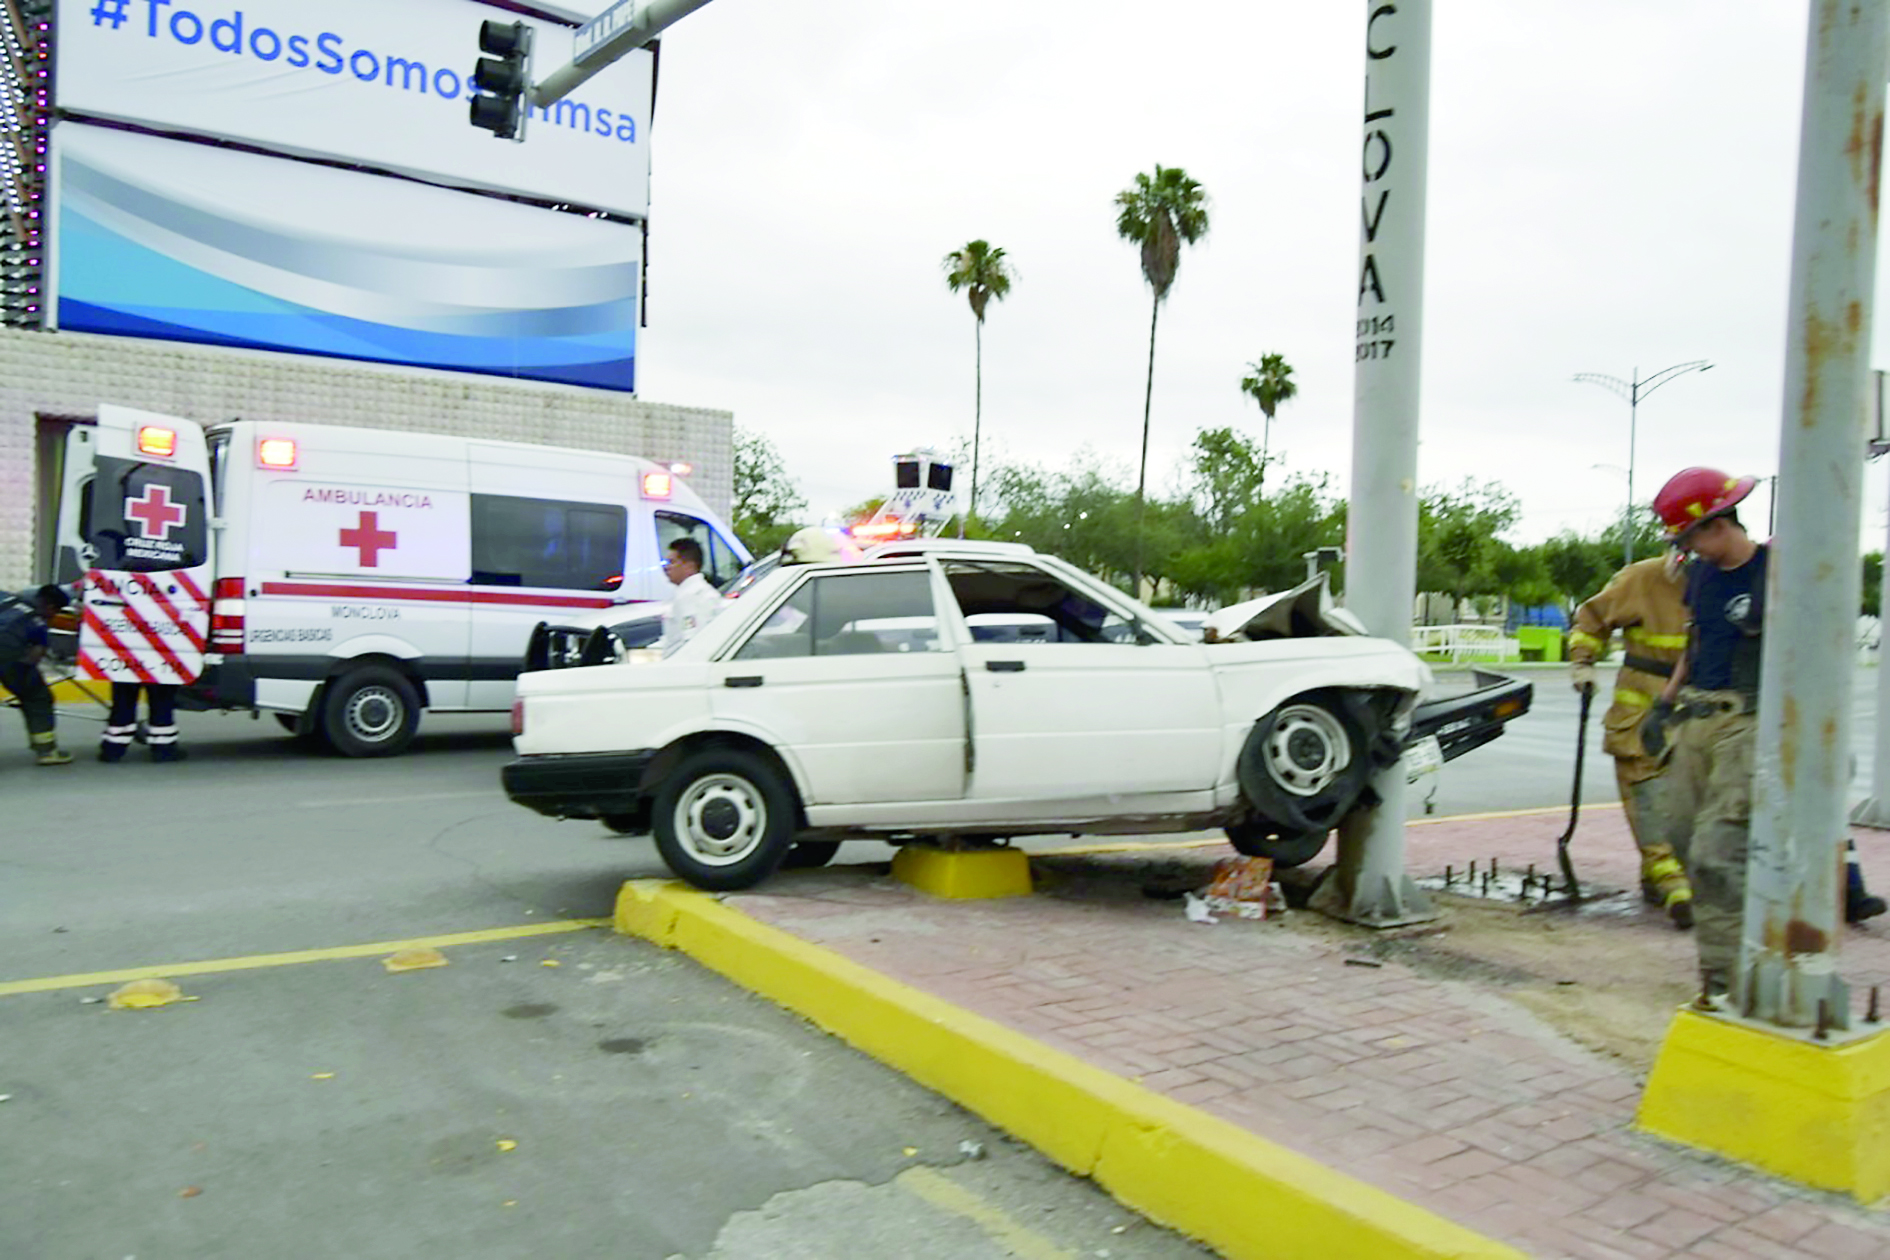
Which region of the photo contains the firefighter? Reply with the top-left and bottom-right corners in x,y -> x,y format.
1647,467 -> 1883,999
1568,555 -> 1696,928
99,681 -> 185,763
0,584 -> 74,766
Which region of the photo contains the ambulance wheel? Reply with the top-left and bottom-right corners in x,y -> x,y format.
653,749 -> 796,891
322,667 -> 420,758
782,841 -> 842,869
1236,694 -> 1370,836
1225,819 -> 1329,868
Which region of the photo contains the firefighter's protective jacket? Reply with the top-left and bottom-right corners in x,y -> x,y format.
1567,556 -> 1688,781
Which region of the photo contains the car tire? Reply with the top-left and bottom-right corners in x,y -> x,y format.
1236,693 -> 1371,837
321,666 -> 421,758
781,841 -> 841,869
1224,819 -> 1330,867
652,748 -> 797,891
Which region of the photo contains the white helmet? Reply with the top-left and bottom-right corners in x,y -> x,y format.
782,527 -> 843,565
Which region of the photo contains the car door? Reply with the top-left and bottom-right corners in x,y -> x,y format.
944,559 -> 1222,807
709,566 -> 965,806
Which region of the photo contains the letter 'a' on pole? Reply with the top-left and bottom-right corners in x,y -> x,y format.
469,20 -> 534,141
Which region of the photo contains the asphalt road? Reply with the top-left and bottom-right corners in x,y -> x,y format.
0,711 -> 1211,1260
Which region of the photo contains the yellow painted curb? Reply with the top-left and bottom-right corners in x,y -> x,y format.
891,846 -> 1033,898
613,880 -> 1522,1260
1638,1007 -> 1890,1201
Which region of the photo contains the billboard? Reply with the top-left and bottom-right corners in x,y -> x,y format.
54,124 -> 641,390
55,0 -> 655,218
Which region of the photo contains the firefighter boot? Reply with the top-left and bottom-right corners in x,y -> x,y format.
1643,845 -> 1695,931
29,729 -> 71,766
1846,841 -> 1886,924
98,722 -> 134,763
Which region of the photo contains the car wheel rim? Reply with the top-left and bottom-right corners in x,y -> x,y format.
1263,705 -> 1351,798
344,687 -> 403,743
675,774 -> 766,865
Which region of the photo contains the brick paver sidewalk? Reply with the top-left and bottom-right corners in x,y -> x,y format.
726,813 -> 1890,1259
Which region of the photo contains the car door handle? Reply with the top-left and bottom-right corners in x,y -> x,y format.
725,675 -> 764,688
985,660 -> 1026,673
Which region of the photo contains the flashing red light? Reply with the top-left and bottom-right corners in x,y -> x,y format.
257,437 -> 298,469
137,426 -> 177,458
851,520 -> 919,540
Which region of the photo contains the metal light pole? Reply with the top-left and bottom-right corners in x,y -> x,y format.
1573,362 -> 1713,568
1312,0 -> 1434,928
1742,0 -> 1887,1030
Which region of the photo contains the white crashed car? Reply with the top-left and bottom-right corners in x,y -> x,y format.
503,543 -> 1529,890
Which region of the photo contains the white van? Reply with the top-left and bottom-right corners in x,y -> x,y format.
47,404 -> 748,755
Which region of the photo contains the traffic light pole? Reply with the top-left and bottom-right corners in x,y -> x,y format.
531,0 -> 717,109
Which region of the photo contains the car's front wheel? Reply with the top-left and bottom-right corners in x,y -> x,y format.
1236,693 -> 1370,836
1224,819 -> 1329,867
652,748 -> 797,890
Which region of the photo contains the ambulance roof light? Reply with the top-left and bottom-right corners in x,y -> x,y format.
137,426 -> 177,458
667,461 -> 694,478
257,438 -> 298,469
641,471 -> 673,500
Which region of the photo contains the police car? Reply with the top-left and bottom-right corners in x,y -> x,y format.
502,539 -> 1532,890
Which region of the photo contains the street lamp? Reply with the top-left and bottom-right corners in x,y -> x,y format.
1573,361 -> 1714,568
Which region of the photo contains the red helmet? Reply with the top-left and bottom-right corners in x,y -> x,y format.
1652,467 -> 1756,538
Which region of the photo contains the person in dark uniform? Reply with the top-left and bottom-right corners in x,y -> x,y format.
0,585 -> 74,766
100,680 -> 186,763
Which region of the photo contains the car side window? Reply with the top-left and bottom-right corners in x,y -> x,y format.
942,561 -> 1146,645
734,571 -> 943,660
656,511 -> 744,589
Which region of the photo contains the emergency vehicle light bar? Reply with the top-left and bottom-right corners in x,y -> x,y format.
257,438 -> 298,469
641,471 -> 672,500
137,426 -> 177,458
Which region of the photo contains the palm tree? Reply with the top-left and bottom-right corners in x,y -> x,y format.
1239,353 -> 1298,490
1115,164 -> 1209,592
942,240 -> 1015,529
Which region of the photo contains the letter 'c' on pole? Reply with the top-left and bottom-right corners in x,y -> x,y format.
1368,4 -> 1398,59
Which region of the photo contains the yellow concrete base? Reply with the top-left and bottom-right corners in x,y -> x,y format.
1637,1007 -> 1890,1201
890,845 -> 1033,899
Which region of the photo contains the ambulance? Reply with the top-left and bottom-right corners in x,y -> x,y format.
45,404 -> 747,756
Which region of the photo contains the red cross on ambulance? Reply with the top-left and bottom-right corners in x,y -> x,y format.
340,511 -> 398,567
126,484 -> 186,541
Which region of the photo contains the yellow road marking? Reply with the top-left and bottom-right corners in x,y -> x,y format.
0,918 -> 609,998
896,1166 -> 1077,1260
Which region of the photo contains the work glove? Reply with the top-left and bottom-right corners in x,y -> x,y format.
1641,698 -> 1677,759
1570,661 -> 1597,695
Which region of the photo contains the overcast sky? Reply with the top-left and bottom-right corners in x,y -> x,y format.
625,1 -> 1890,547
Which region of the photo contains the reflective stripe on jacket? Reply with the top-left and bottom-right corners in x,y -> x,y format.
1570,556 -> 1689,777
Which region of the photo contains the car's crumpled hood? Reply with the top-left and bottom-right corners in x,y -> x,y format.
1202,573 -> 1368,642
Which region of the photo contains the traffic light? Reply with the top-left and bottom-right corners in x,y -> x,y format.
469,19 -> 534,140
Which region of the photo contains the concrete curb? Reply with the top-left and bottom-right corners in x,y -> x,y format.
614,880 -> 1524,1260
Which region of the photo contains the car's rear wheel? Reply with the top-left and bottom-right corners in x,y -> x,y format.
652,748 -> 797,891
782,841 -> 841,869
1237,693 -> 1370,837
1224,819 -> 1330,867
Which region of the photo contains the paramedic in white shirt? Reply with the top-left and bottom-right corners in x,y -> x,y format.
659,538 -> 725,657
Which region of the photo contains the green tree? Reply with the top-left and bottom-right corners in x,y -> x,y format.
941,240 -> 1015,525
1416,480 -> 1522,611
1115,164 -> 1210,590
1238,353 -> 1297,489
1537,530 -> 1620,613
731,428 -> 807,557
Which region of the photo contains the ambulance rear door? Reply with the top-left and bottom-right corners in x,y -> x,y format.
75,405 -> 213,689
